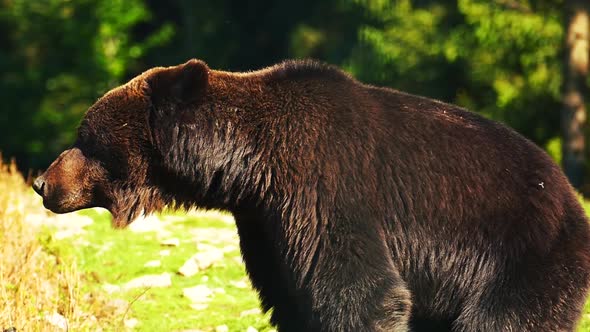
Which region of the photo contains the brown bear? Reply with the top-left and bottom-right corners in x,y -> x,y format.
33,59 -> 590,331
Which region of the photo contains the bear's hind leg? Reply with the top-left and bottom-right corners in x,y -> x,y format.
453,258 -> 590,331
304,238 -> 412,331
308,270 -> 412,331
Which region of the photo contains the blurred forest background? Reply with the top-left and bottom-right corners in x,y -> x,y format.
1,0 -> 589,189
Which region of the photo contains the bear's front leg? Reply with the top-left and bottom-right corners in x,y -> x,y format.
234,212 -> 308,331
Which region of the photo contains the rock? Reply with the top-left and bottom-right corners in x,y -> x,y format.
184,284 -> 215,311
105,299 -> 128,315
197,243 -> 218,252
215,325 -> 229,332
189,227 -> 238,246
124,318 -> 139,328
74,238 -> 91,247
240,308 -> 262,317
54,213 -> 93,228
102,283 -> 121,293
161,215 -> 190,223
183,285 -> 213,303
45,312 -> 68,330
246,327 -> 258,332
229,279 -> 249,289
124,273 -> 172,289
25,212 -> 93,239
182,209 -> 235,225
129,215 -> 170,237
178,249 -> 224,277
144,260 -> 161,268
128,215 -> 160,232
160,238 -> 180,247
221,245 -> 238,253
54,228 -> 85,240
178,259 -> 200,277
189,303 -> 209,310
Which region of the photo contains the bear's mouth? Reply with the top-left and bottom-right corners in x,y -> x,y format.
42,199 -> 83,214
40,191 -> 94,215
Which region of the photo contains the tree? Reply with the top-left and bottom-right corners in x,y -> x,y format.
348,0 -> 564,149
0,0 -> 171,170
562,0 -> 589,188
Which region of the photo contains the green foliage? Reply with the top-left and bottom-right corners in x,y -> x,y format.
351,0 -> 448,80
456,0 -> 563,139
0,0 -> 171,169
546,136 -> 563,165
348,0 -> 564,146
73,209 -> 273,331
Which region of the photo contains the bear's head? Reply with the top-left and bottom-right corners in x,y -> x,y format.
33,59 -> 211,228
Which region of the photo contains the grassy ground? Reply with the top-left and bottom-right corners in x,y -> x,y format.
2,156 -> 590,330
581,302 -> 590,331
74,208 -> 273,331
0,160 -> 117,331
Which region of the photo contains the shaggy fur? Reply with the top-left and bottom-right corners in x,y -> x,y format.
34,59 -> 590,331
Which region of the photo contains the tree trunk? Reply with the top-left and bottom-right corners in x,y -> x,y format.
562,0 -> 589,188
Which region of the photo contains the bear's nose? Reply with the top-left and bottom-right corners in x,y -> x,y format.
33,176 -> 46,196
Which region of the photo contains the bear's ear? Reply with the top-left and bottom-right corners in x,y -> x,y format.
146,59 -> 209,105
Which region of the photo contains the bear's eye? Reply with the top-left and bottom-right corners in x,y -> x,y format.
76,137 -> 99,159
77,138 -> 127,180
93,147 -> 127,180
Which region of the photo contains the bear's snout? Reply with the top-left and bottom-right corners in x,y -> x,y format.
33,147 -> 105,214
33,171 -> 71,213
32,176 -> 46,196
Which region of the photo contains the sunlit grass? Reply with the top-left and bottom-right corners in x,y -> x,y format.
0,159 -> 117,331
75,208 -> 273,331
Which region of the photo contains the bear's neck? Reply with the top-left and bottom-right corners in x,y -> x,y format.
184,73 -> 313,215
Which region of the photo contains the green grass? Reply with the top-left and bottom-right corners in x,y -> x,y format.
579,300 -> 590,331
69,209 -> 273,331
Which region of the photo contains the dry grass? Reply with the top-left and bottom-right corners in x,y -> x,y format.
0,158 -> 114,331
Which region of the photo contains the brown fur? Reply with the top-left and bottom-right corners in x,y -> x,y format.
34,59 -> 590,331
